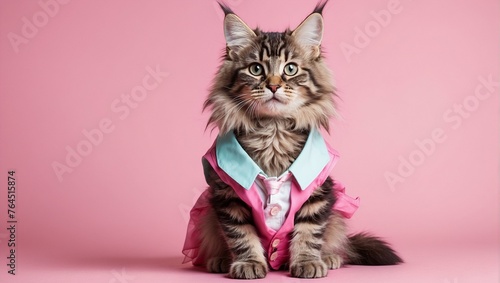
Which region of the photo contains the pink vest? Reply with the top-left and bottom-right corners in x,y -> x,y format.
183,129 -> 359,270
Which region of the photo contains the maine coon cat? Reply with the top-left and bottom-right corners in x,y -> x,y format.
182,1 -> 402,279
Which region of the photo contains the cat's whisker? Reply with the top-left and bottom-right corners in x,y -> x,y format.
186,3 -> 403,280
250,93 -> 263,97
244,101 -> 257,118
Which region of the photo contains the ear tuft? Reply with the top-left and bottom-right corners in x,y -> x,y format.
313,0 -> 329,15
224,14 -> 256,49
218,2 -> 234,16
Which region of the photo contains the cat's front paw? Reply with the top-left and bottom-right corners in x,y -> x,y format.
206,257 -> 230,273
290,260 -> 328,278
229,260 -> 268,279
322,254 -> 344,270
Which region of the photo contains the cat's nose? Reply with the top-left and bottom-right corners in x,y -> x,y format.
266,84 -> 281,94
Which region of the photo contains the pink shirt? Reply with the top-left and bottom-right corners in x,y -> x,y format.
182,128 -> 360,270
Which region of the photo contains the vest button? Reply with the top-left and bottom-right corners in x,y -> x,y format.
270,251 -> 278,261
270,205 -> 281,216
272,239 -> 280,248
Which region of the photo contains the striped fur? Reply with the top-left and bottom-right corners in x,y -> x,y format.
204,3 -> 336,136
202,163 -> 268,279
198,1 -> 402,279
289,177 -> 336,278
235,120 -> 308,177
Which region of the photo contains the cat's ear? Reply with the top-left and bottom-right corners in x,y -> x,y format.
223,13 -> 256,50
292,13 -> 324,58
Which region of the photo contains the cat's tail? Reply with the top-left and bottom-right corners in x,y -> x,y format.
346,232 -> 403,265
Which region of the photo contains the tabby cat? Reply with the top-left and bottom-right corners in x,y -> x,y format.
182,1 -> 402,279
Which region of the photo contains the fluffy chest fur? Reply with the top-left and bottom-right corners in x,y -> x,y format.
235,120 -> 308,177
183,2 -> 402,279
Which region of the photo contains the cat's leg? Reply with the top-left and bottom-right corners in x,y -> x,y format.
197,207 -> 231,273
321,213 -> 350,270
289,177 -> 335,278
205,166 -> 268,279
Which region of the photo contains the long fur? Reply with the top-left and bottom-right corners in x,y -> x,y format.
198,1 -> 402,279
204,5 -> 337,137
347,233 -> 403,265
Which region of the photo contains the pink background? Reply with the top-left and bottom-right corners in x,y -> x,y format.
0,0 -> 498,282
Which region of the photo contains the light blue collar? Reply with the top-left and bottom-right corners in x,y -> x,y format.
215,128 -> 330,190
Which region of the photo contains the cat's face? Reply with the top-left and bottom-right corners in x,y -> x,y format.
225,26 -> 321,118
206,4 -> 336,133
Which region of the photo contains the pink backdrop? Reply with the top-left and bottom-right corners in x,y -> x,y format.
0,0 -> 498,282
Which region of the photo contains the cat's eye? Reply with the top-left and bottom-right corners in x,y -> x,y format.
284,63 -> 298,76
249,63 -> 264,76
